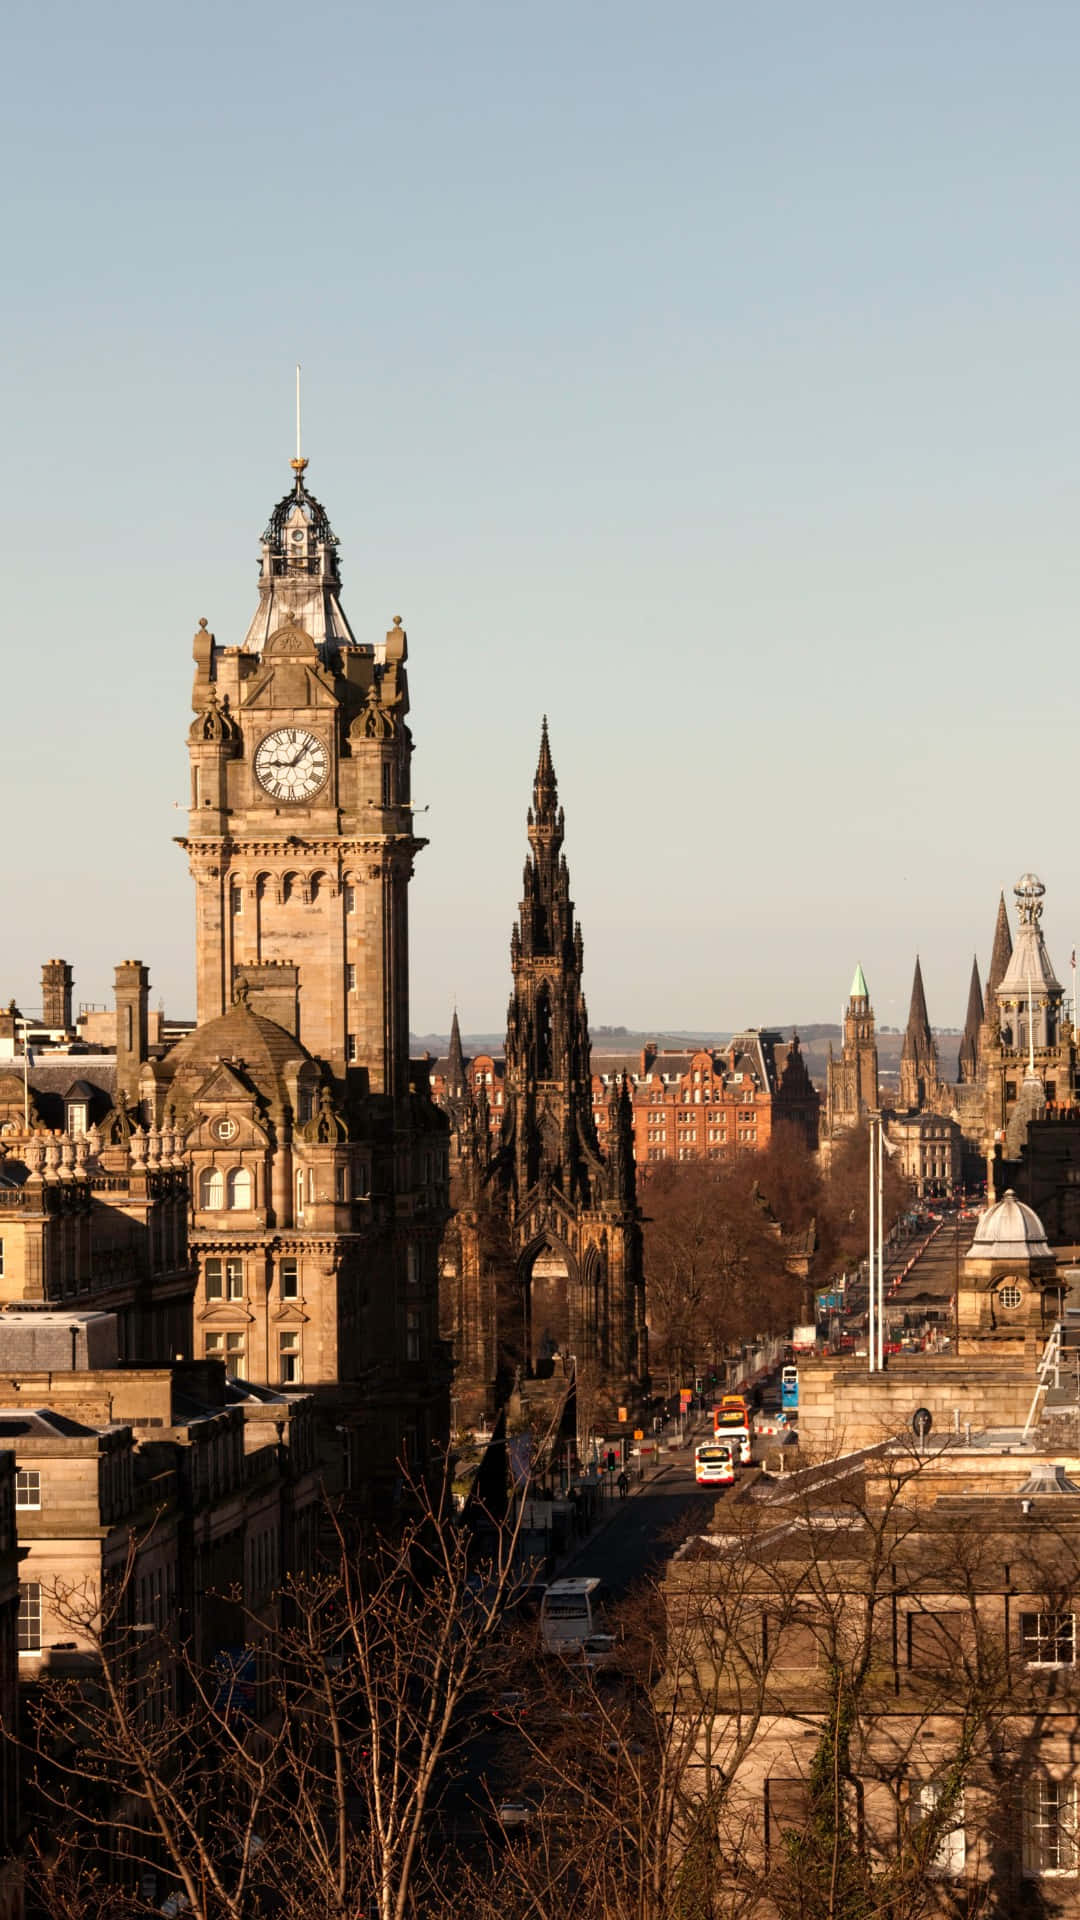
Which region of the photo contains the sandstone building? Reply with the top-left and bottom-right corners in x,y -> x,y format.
160,455 -> 451,1496
824,964 -> 879,1138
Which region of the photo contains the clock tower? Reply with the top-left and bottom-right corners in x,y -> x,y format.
181,454 -> 416,1095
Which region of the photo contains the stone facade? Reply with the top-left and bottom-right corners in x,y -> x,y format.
824,964 -> 879,1139
0,1111 -> 191,1361
160,458 -> 452,1500
441,724 -> 646,1424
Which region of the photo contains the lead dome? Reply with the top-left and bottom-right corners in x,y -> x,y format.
968,1189 -> 1050,1261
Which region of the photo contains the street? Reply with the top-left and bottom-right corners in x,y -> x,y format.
559,1445 -> 719,1594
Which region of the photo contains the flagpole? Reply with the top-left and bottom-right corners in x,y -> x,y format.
21,1026 -> 28,1131
877,1115 -> 885,1372
868,1115 -> 877,1375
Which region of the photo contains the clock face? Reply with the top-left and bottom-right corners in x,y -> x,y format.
253,728 -> 329,802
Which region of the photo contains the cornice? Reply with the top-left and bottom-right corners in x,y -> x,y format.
178,834 -> 425,860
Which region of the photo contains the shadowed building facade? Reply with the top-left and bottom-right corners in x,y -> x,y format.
441,725 -> 646,1425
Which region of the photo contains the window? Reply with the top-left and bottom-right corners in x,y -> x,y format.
227,1166 -> 253,1209
296,1171 -> 305,1218
346,964 -> 357,992
225,1331 -> 245,1377
279,1331 -> 301,1383
915,1781 -> 966,1877
226,1260 -> 244,1301
908,1611 -> 971,1671
345,885 -> 356,913
335,1166 -> 348,1203
198,1167 -> 224,1210
355,1163 -> 370,1198
406,1308 -> 422,1362
15,1470 -> 40,1510
381,763 -> 393,806
231,888 -> 243,916
1021,1612 -> 1076,1667
765,1777 -> 809,1855
206,1333 -> 223,1359
205,1258 -> 223,1300
998,1284 -> 1023,1310
280,1258 -> 299,1300
18,1583 -> 41,1654
1024,1778 -> 1078,1876
68,1102 -> 88,1137
347,1035 -> 358,1063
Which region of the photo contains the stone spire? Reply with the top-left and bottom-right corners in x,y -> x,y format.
446,1009 -> 466,1103
957,953 -> 984,1084
899,955 -> 940,1111
986,892 -> 1013,1007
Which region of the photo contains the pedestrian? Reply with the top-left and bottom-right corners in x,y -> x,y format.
617,1469 -> 628,1500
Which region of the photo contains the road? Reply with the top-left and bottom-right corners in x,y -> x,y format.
883,1214 -> 966,1334
559,1436 -> 726,1594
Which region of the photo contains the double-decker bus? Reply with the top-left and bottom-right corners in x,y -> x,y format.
694,1440 -> 736,1487
781,1365 -> 799,1413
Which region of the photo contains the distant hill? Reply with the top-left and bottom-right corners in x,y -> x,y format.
411,1024 -> 966,1094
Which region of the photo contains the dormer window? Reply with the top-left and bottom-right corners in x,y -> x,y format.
68,1103 -> 88,1138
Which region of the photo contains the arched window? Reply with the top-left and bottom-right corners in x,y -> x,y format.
199,1167 -> 224,1210
227,1166 -> 253,1209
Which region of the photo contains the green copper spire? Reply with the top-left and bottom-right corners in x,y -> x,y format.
850,963 -> 869,1002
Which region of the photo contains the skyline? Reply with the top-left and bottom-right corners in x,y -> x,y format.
5,2 -> 1080,1033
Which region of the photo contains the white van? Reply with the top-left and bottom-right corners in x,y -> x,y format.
540,1577 -> 606,1652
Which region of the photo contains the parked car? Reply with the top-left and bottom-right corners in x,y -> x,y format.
497,1800 -> 535,1830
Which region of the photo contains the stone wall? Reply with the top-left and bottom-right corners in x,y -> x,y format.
796,1353 -> 1036,1452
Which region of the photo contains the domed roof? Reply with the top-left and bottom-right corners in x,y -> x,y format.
968,1189 -> 1051,1261
162,996 -> 315,1108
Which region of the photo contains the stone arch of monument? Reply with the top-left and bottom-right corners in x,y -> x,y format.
519,1229 -> 578,1379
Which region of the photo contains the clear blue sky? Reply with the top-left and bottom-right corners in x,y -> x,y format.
4,1 -> 1080,1038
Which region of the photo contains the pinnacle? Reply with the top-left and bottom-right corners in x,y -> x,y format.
987,890 -> 1013,1000
850,962 -> 869,1002
904,955 -> 932,1047
957,952 -> 984,1083
533,715 -> 557,814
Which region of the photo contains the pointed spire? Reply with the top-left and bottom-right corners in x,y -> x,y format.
447,1008 -> 465,1097
899,955 -> 939,1111
987,891 -> 1013,1003
850,962 -> 869,1003
533,715 -> 557,817
957,954 -> 984,1083
905,955 -> 931,1041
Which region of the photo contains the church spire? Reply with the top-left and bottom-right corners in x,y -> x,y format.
957,953 -> 984,1083
899,955 -> 939,1111
447,1008 -> 465,1102
987,891 -> 1013,1005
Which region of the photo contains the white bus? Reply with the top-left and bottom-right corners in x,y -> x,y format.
540,1577 -> 606,1652
694,1440 -> 736,1487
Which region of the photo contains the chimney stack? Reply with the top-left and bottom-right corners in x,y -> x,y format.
115,960 -> 149,1099
41,958 -> 73,1032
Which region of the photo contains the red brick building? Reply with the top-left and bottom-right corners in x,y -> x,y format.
432,1027 -> 819,1169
